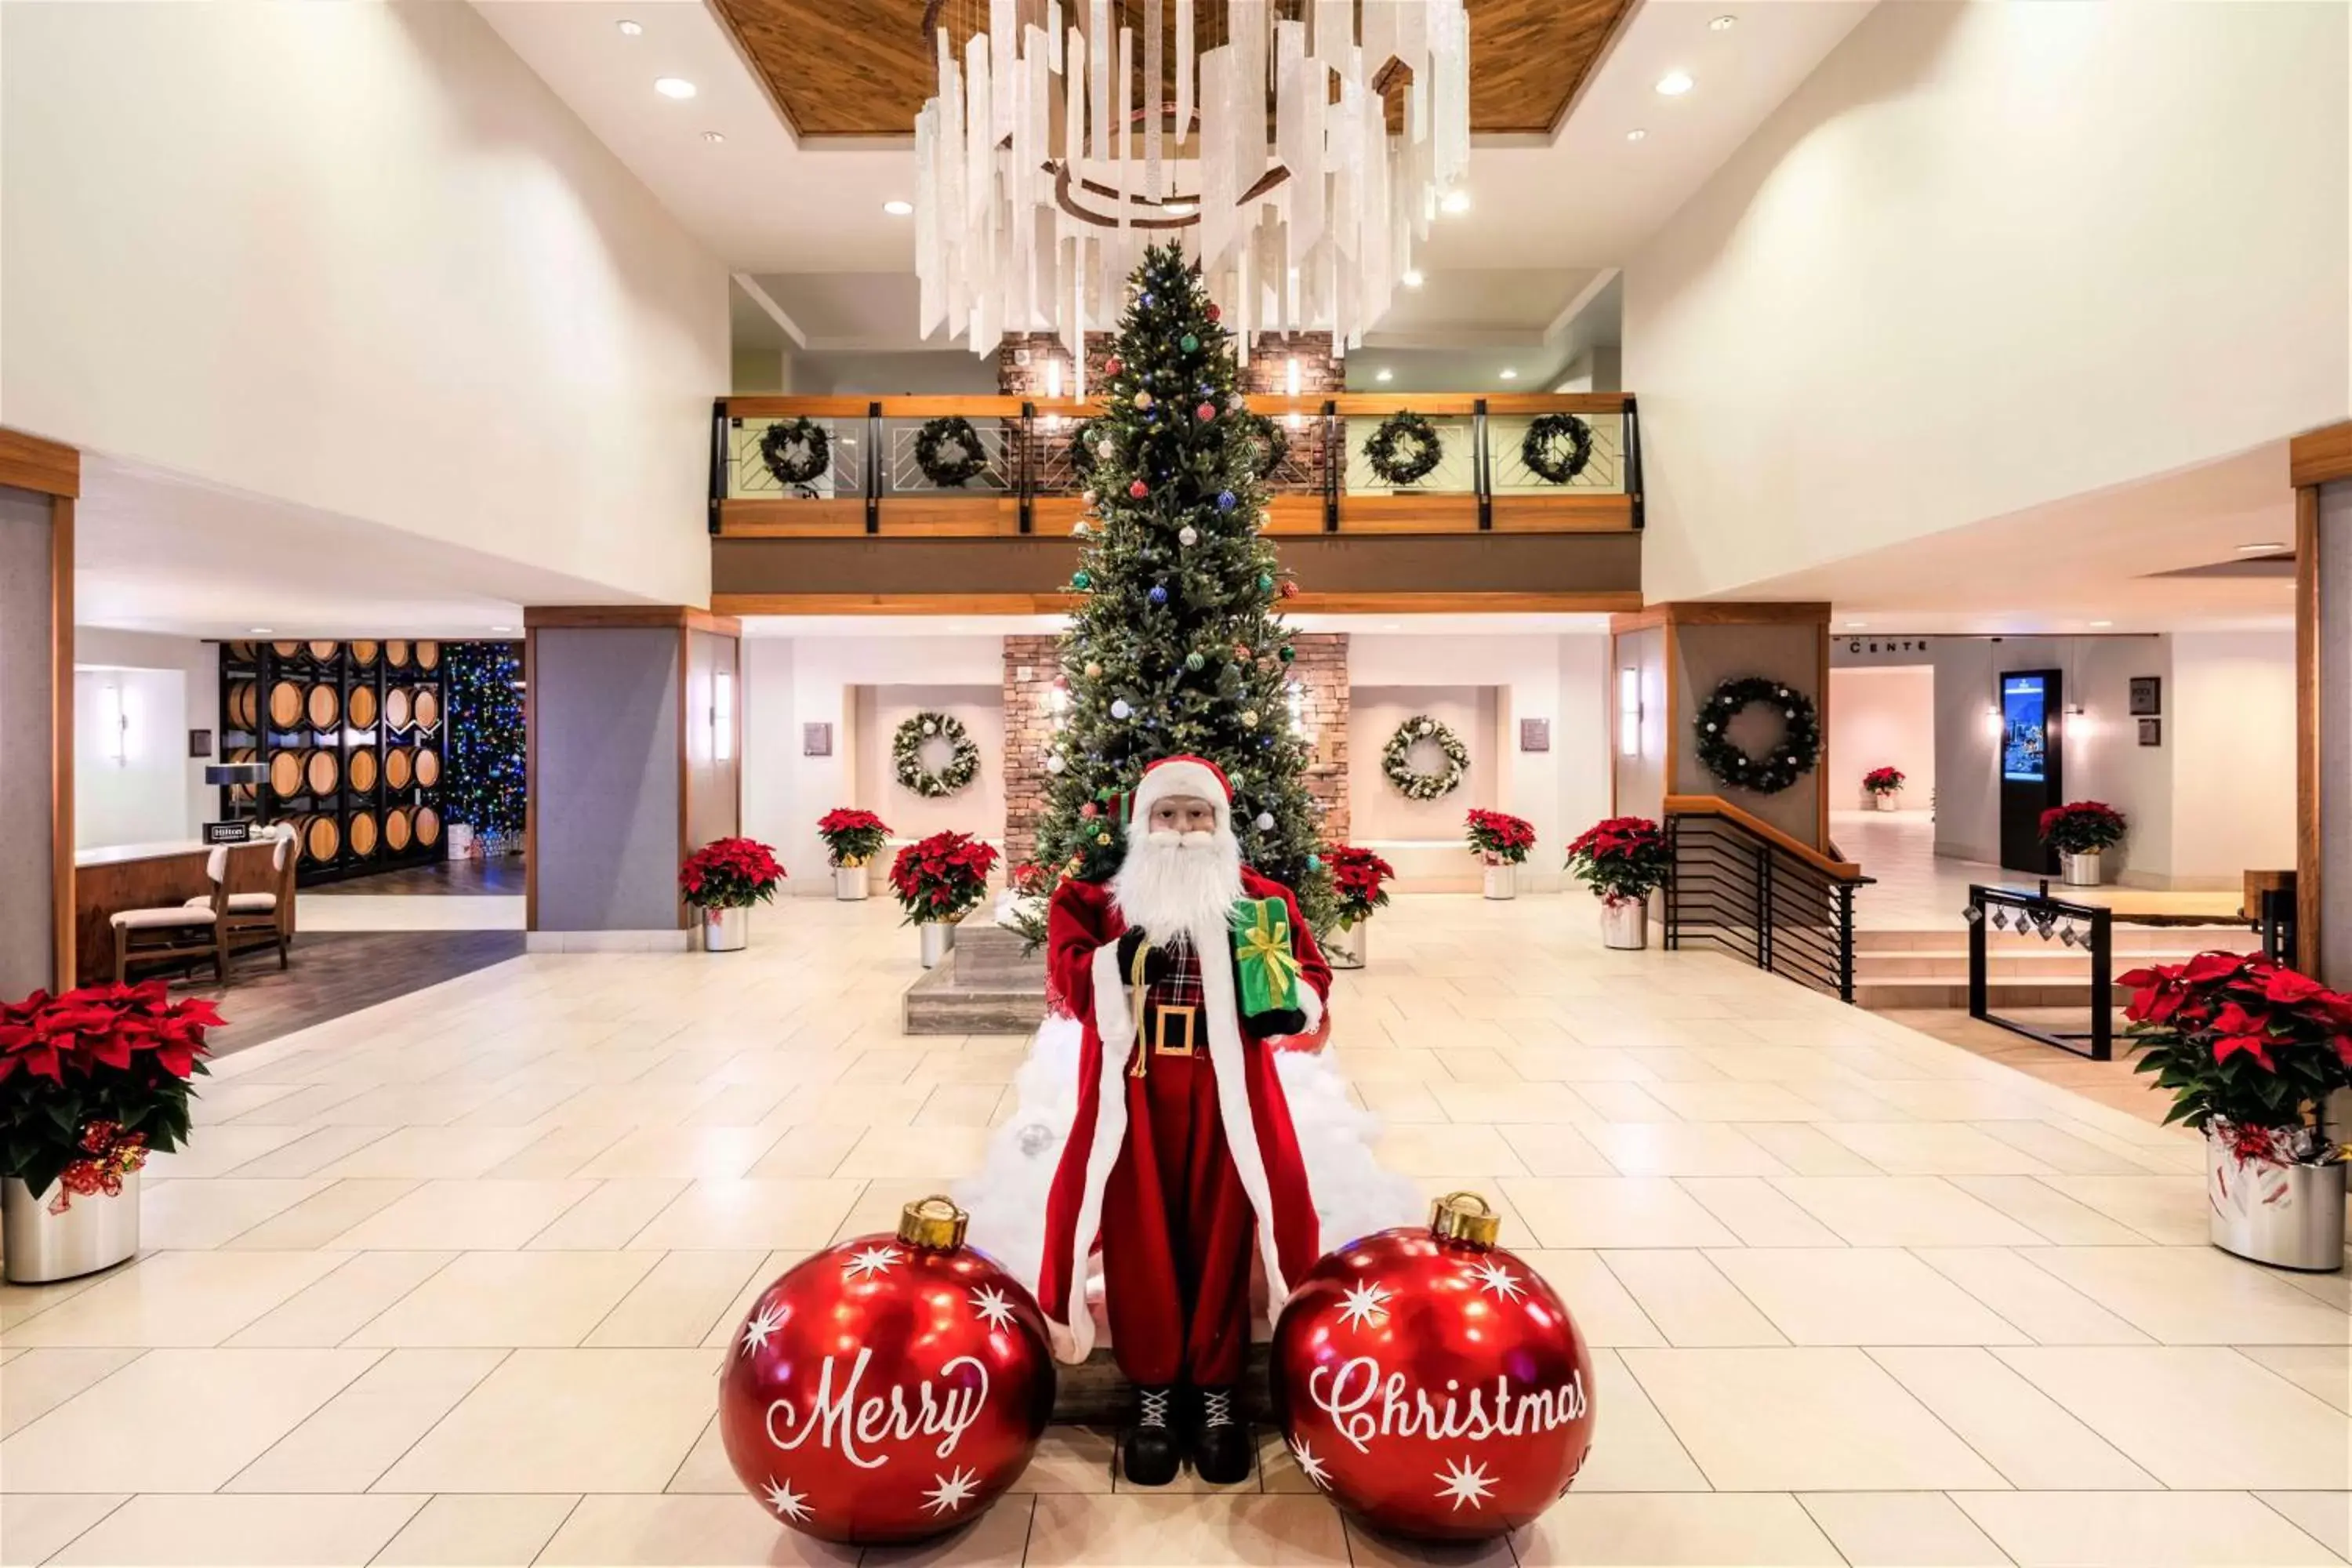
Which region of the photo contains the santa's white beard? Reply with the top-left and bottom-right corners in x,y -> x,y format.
1111,827 -> 1244,944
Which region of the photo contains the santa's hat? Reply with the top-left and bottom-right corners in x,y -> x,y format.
1130,753 -> 1232,831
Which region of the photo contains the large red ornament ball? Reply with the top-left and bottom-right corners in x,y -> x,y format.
1272,1193 -> 1595,1543
718,1197 -> 1054,1546
1128,478 -> 1150,499
1196,401 -> 1218,423
1278,578 -> 1300,599
1105,355 -> 1123,376
1206,303 -> 1222,322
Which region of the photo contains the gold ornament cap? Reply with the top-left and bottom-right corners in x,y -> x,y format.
898,1195 -> 969,1250
1429,1191 -> 1501,1249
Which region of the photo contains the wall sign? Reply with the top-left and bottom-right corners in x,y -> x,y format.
2129,677 -> 2161,717
2138,717 -> 2162,747
1519,717 -> 1551,753
188,728 -> 213,759
202,820 -> 254,845
802,723 -> 833,757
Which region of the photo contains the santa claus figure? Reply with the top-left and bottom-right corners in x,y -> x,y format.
1036,754 -> 1329,1486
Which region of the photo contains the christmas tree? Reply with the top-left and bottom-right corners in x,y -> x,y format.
1033,243 -> 1330,924
443,640 -> 525,840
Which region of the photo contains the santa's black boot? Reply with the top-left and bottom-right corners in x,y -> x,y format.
1190,1385 -> 1252,1485
1122,1385 -> 1181,1486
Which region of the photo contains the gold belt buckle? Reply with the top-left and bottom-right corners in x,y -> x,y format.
1151,1004 -> 1199,1057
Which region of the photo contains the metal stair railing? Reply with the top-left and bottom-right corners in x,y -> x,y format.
1663,795 -> 1873,1003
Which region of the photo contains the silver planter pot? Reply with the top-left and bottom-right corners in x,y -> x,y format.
918,920 -> 956,968
2206,1133 -> 2346,1271
1599,895 -> 1649,950
1325,920 -> 1367,970
4,1171 -> 142,1283
833,864 -> 870,901
701,904 -> 749,953
2061,851 -> 2104,887
1483,862 -> 1518,901
1873,793 -> 1901,811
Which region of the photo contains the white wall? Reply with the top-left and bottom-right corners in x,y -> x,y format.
2169,631 -> 2297,885
1348,685 -> 1499,838
1627,1 -> 2349,603
72,628 -> 220,847
2,2 -> 727,606
1828,666 -> 1935,810
853,685 -> 1007,841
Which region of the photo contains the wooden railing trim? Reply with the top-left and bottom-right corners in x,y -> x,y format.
1664,793 -> 1864,880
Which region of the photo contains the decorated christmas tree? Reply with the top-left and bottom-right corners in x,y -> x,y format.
443,640 -> 525,840
1033,243 -> 1329,923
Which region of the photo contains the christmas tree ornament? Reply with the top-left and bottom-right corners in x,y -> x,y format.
1128,479 -> 1150,499
1271,1193 -> 1594,1542
1148,586 -> 1168,606
1097,440 -> 1116,461
1279,579 -> 1300,600
718,1196 -> 1054,1546
1111,699 -> 1133,720
1243,710 -> 1260,728
1257,812 -> 1276,831
1206,303 -> 1222,324
1081,489 -> 1098,506
1085,662 -> 1103,678
1072,521 -> 1091,537
1196,402 -> 1218,423
1080,801 -> 1099,819
1185,652 -> 1205,671
1072,571 -> 1093,590
1096,830 -> 1113,846
1235,644 -> 1251,660
1279,645 -> 1296,664
1217,490 -> 1239,511
1181,333 -> 1200,354
1178,524 -> 1199,546
1133,391 -> 1154,411
1258,573 -> 1276,592
1046,754 -> 1067,775
1105,357 -> 1123,377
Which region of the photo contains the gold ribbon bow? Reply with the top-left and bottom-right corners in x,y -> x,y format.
1232,901 -> 1303,991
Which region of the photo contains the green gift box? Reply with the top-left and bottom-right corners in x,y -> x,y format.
1228,897 -> 1304,1020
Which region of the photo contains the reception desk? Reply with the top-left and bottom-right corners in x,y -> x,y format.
73,840 -> 283,986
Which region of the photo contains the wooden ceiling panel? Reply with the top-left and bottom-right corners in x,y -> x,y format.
713,0 -> 1635,140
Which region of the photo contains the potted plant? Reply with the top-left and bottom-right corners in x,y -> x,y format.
2119,949 -> 2350,1270
1000,860 -> 1056,956
2039,800 -> 2127,886
0,982 -> 217,1283
1323,845 -> 1396,970
816,808 -> 891,902
1465,809 -> 1536,901
679,837 -> 786,952
1862,767 -> 1906,811
890,830 -> 1000,967
1565,816 -> 1671,950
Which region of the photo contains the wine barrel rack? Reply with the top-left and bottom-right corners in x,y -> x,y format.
215,638 -> 452,886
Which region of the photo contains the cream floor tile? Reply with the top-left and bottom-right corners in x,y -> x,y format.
1580,1122 -> 1789,1177
1824,1123 -> 2060,1177
1425,1082 -> 1598,1124
535,1491 -> 853,1565
1353,1080 -> 1452,1123
1735,1120 -> 1887,1175
0,1494 -> 128,1566
1601,1251 -> 1787,1346
479,1123 -> 626,1177
225,1348 -> 506,1491
1432,1045 -> 1528,1083
1494,1045 -> 1658,1082
746,1125 -> 869,1178
630,1179 -> 869,1251
1025,1492 -> 1349,1566
1371,1123 -> 1530,1175
0,1249 -> 347,1347
1564,1081 -> 1687,1122
375,1348 -> 717,1494
1867,1347 -> 2158,1490
1996,1345 -> 2352,1490
2238,1345 -> 2352,1414
1909,1249 -> 2153,1345
325,1178 -> 597,1250
1675,1176 -> 1847,1246
347,1251 -> 659,1346
2256,1492 -> 2352,1563
1769,1178 -> 2047,1247
0,1269 -> 109,1333
583,1250 -> 768,1347
222,1178 -> 421,1249
837,1124 -> 994,1179
1640,1079 -> 1826,1121
1008,1426 -> 1120,1494
1566,1350 -> 1711,1493
1344,1517 -> 1514,1565
1516,1251 -> 1665,1348
699,1251 -> 798,1350
312,1124 -> 551,1180
1494,1124 -> 1617,1175
0,1348 -> 143,1437
1325,1047 -> 1452,1083
771,1083 -> 938,1129
1795,1491 -> 2013,1567
222,1250 -> 455,1347
140,1121 -> 309,1178
1511,1492 -> 1843,1566
1973,1120 -> 2165,1175
370,1493 -> 582,1566
139,1177 -> 332,1247
526,1178 -> 691,1249
662,1413 -> 738,1494
220,1124 -> 399,1178
45,1492 -> 426,1566
0,1347 -> 379,1491
2034,1175 -> 2212,1246
1944,1177 -> 2157,1247
1498,1178 -> 1740,1249
916,1083 -> 1011,1127
1708,1249 -> 2029,1346
1622,1347 -> 2008,1490
1955,1490 -> 2344,1567
572,1125 -> 785,1181
2016,1246 -> 2352,1344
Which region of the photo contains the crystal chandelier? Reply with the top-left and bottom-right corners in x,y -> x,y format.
913,1 -> 1470,387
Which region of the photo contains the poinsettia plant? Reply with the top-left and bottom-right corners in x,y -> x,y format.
678,837 -> 786,909
2120,949 -> 2352,1158
1326,845 -> 1398,927
2040,800 -> 2127,854
1000,860 -> 1058,955
1862,767 -> 1905,797
890,831 -> 1000,925
1464,809 -> 1537,866
815,808 -> 891,868
1566,816 -> 1671,902
0,982 -> 216,1206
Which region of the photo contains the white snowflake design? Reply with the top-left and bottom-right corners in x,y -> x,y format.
762,1475 -> 811,1523
968,1284 -> 1018,1333
1436,1455 -> 1497,1512
843,1244 -> 903,1282
1466,1258 -> 1526,1304
1336,1279 -> 1393,1332
1288,1436 -> 1331,1490
739,1302 -> 785,1357
922,1466 -> 982,1515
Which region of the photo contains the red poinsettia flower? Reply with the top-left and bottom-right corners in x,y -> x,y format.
889,831 -> 998,924
678,837 -> 785,909
2120,949 -> 2352,1138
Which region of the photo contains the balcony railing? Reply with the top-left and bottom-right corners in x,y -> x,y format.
711,392 -> 1641,538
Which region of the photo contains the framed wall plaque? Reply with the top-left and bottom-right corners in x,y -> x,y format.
1519,717 -> 1551,753
802,722 -> 833,757
188,728 -> 213,758
2138,717 -> 2162,746
2129,677 -> 2161,717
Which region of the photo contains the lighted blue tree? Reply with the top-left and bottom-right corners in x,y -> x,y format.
443,641 -> 524,839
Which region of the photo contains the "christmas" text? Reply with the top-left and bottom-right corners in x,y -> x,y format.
1307,1356 -> 1588,1456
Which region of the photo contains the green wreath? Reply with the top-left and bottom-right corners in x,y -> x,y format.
1241,412 -> 1288,481
892,711 -> 981,798
1694,677 -> 1821,795
1364,411 -> 1443,487
1381,715 -> 1469,801
1521,412 -> 1595,485
914,416 -> 989,488
757,416 -> 829,487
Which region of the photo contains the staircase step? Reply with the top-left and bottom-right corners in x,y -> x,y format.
1857,978 -> 2132,1010
1855,924 -> 2249,953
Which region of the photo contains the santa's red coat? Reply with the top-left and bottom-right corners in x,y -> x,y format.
1035,870 -> 1330,1363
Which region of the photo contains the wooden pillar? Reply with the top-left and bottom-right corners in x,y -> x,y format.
2288,422 -> 2352,979
0,430 -> 80,995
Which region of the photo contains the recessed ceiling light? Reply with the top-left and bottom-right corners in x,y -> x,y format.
883,199 -> 914,216
1400,268 -> 1425,288
1710,14 -> 1737,31
1499,368 -> 1519,380
1374,368 -> 1393,383
702,131 -> 725,144
1440,190 -> 1471,215
1626,128 -> 1648,142
250,626 -> 274,635
654,77 -> 697,100
491,625 -> 514,633
2089,620 -> 2114,628
616,18 -> 643,35
1656,70 -> 1694,96
2238,541 -> 2287,554
1844,620 -> 1867,630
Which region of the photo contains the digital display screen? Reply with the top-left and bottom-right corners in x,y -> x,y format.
2002,676 -> 2048,782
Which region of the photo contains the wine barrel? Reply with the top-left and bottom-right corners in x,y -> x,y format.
347,746 -> 379,793
303,813 -> 341,863
385,746 -> 414,791
227,747 -> 259,803
307,682 -> 340,731
385,639 -> 412,668
383,687 -> 412,731
413,804 -> 441,848
267,680 -> 304,729
413,746 -> 441,788
347,809 -> 379,858
412,688 -> 441,731
307,640 -> 339,662
268,750 -> 303,798
304,747 -> 339,798
270,640 -> 303,660
349,639 -> 379,667
384,805 -> 413,853
228,681 -> 257,731
347,684 -> 379,730
226,640 -> 257,662
415,640 -> 441,671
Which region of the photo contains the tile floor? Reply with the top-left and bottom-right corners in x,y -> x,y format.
3,895 -> 2345,1567
1833,811 -> 2247,931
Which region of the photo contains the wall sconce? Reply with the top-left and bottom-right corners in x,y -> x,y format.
1285,355 -> 1304,431
1984,705 -> 2005,740
2064,703 -> 2091,739
1045,681 -> 1069,727
1044,358 -> 1065,430
103,682 -> 129,766
712,669 -> 735,762
1617,667 -> 1642,757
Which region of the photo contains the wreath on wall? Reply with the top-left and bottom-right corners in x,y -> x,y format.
1521,412 -> 1595,485
1364,411 -> 1443,488
914,416 -> 989,488
1694,677 -> 1822,795
893,711 -> 982,798
1241,412 -> 1289,481
757,416 -> 830,488
1381,716 -> 1470,801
